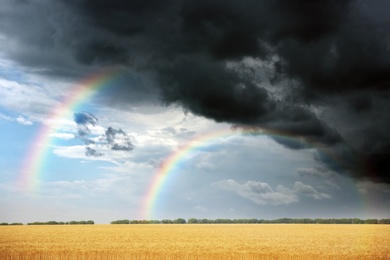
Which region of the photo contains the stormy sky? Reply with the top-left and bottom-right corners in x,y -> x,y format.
0,0 -> 389,223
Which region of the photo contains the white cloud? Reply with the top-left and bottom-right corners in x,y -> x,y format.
16,115 -> 33,125
0,113 -> 12,121
0,78 -> 59,122
50,132 -> 75,140
52,145 -> 88,159
0,113 -> 33,125
52,144 -> 132,165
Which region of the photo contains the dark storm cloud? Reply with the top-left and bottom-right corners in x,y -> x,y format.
93,71 -> 159,108
158,59 -> 274,124
2,0 -> 390,183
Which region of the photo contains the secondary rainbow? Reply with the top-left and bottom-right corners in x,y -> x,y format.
19,69 -> 123,189
142,127 -> 341,220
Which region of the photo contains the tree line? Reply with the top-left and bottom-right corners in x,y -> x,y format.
2,218 -> 389,225
110,218 -> 186,224
27,220 -> 95,225
111,218 -> 390,224
0,220 -> 94,225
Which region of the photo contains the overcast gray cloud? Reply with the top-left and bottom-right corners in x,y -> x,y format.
213,179 -> 299,205
293,181 -> 331,200
213,179 -> 331,205
0,0 -> 389,183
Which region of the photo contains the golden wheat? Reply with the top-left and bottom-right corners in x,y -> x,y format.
0,224 -> 389,259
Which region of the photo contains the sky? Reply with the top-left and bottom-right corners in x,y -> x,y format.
0,0 -> 389,224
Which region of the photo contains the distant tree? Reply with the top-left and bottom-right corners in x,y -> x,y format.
248,218 -> 259,223
68,220 -> 91,225
215,218 -> 232,224
0,223 -> 9,225
10,223 -> 23,225
315,219 -> 332,224
173,218 -> 186,224
365,219 -> 379,224
187,218 -> 198,224
352,218 -> 364,224
161,219 -> 173,224
111,219 -> 129,224
299,218 -> 313,224
333,218 -> 351,224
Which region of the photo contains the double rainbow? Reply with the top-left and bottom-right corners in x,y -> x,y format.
19,70 -> 345,220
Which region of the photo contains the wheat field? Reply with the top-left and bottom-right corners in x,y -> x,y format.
0,224 -> 389,259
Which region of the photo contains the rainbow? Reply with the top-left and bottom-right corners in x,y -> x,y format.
142,127 -> 341,220
19,69 -> 124,189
